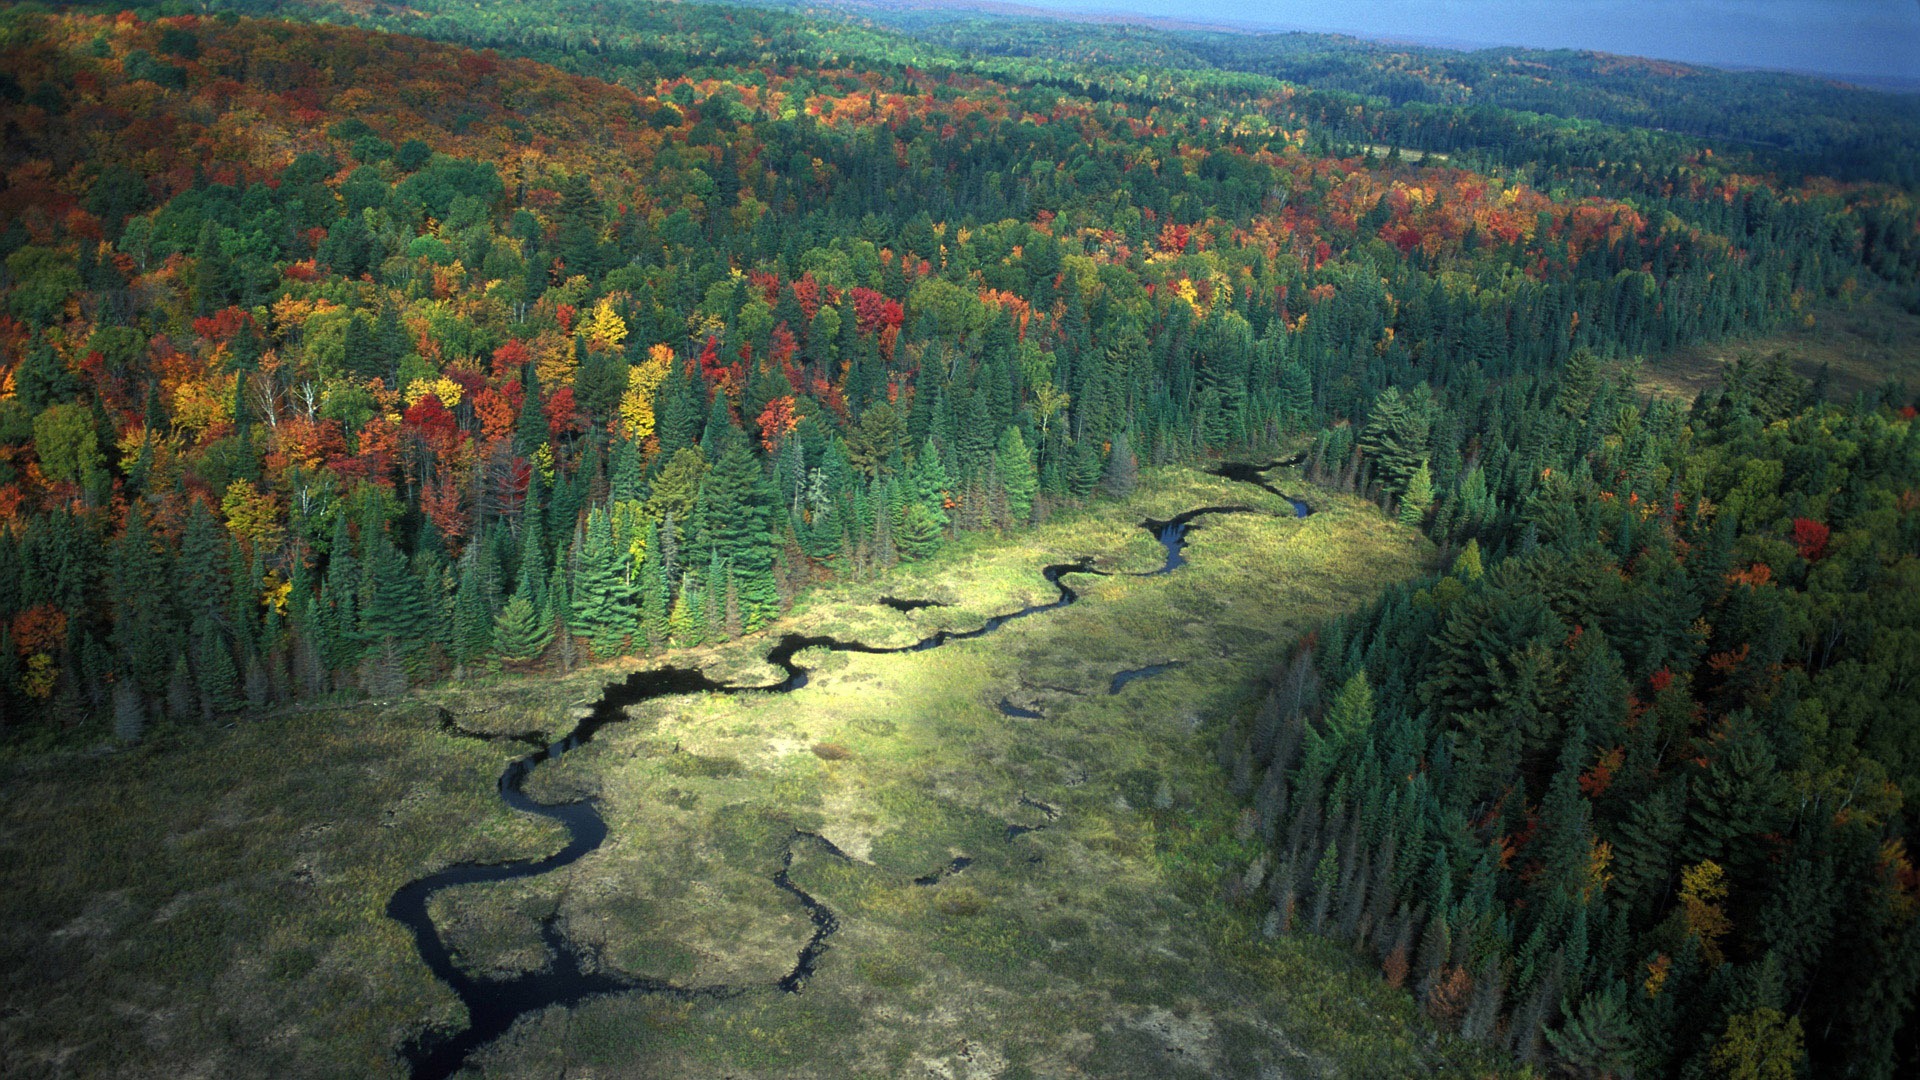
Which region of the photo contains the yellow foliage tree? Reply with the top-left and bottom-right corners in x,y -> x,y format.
403,375 -> 464,408
618,344 -> 674,442
532,329 -> 576,388
1679,859 -> 1733,966
221,480 -> 285,551
1709,1008 -> 1804,1080
584,297 -> 628,352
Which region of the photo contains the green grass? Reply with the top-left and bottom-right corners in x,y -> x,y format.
0,465 -> 1503,1078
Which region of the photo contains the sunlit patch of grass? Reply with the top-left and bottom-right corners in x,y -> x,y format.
0,467 -> 1506,1078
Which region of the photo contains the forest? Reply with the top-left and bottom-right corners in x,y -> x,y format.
0,1 -> 1915,1077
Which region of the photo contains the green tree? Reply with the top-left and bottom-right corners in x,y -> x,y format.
1361,385 -> 1431,496
994,426 -> 1038,525
700,419 -> 779,628
5,247 -> 80,326
492,594 -> 551,663
1098,432 -> 1138,498
32,402 -> 107,499
571,505 -> 637,657
1399,458 -> 1434,526
359,535 -> 432,654
450,546 -> 496,666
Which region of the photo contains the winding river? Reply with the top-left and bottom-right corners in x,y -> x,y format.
388,463 -> 1308,1078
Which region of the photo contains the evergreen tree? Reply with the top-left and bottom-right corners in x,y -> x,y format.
1099,430 -> 1139,498
1361,386 -> 1431,496
109,508 -> 176,705
492,593 -> 551,663
359,534 -> 432,655
668,573 -> 705,648
994,426 -> 1038,525
450,546 -> 495,666
192,614 -> 241,717
700,416 -> 780,628
570,505 -> 637,657
1399,458 -> 1435,527
637,522 -> 671,652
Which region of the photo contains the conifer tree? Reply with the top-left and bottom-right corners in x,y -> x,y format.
450,546 -> 495,666
1399,458 -> 1434,526
110,508 -> 176,706
570,505 -> 637,658
1099,431 -> 1138,498
359,534 -> 432,653
994,426 -> 1038,524
668,573 -> 705,648
176,499 -> 231,628
1068,436 -> 1102,497
701,415 -> 779,628
192,614 -> 241,717
492,593 -> 551,663
638,522 -> 671,652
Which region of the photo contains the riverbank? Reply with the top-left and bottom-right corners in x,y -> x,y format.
0,464 -> 1497,1078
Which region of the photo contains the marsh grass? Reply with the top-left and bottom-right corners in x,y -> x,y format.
0,466 -> 1505,1078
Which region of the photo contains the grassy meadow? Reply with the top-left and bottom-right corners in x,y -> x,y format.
0,465 -> 1496,1079
1637,289 -> 1920,401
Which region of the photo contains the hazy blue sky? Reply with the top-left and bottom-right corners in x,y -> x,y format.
1002,1 -> 1920,82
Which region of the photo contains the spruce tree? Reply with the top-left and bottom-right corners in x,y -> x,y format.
450,546 -> 495,666
994,426 -> 1038,524
638,522 -> 671,652
570,505 -> 637,658
701,416 -> 779,628
1099,431 -> 1139,498
668,573 -> 705,648
492,593 -> 551,663
192,614 -> 241,717
110,509 -> 176,705
1399,458 -> 1434,527
360,534 -> 432,653
1069,436 -> 1102,497
176,499 -> 231,628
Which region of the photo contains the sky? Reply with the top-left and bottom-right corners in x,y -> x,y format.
994,0 -> 1920,83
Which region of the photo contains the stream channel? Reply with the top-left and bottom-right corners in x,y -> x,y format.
388,463 -> 1307,1078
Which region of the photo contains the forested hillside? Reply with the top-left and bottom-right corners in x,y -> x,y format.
0,2 -> 1891,734
0,3 -> 1915,1076
842,6 -> 1920,187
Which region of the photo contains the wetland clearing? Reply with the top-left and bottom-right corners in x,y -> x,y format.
1,464 -> 1494,1078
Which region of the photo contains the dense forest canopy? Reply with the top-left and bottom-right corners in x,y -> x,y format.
0,1 -> 1914,1077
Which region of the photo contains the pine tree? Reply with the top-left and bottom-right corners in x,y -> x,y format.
1557,347 -> 1601,419
570,505 -> 637,658
192,615 -> 241,717
668,573 -> 705,648
701,416 -> 780,628
1361,386 -> 1431,496
492,593 -> 551,663
1324,670 -> 1375,744
913,437 -> 953,530
1399,458 -> 1434,527
1099,431 -> 1138,498
110,509 -> 176,705
359,534 -> 431,654
638,522 -> 671,652
894,500 -> 944,560
994,426 -> 1038,524
1068,436 -> 1102,497
704,550 -> 728,643
176,499 -> 232,628
450,546 -> 495,667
